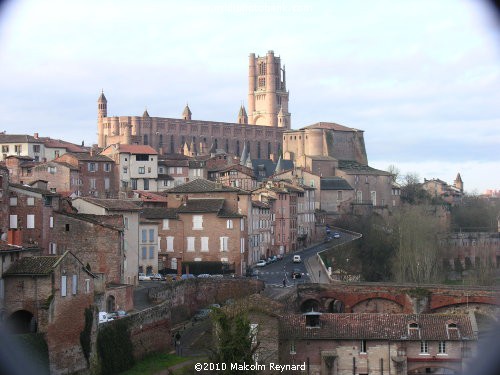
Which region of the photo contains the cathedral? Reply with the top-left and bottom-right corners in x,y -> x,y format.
97,50 -> 291,160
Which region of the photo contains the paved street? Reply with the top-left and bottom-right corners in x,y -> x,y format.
254,230 -> 359,285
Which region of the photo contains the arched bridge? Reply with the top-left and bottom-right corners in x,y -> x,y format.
296,283 -> 499,315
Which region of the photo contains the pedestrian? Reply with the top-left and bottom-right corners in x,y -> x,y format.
283,278 -> 286,288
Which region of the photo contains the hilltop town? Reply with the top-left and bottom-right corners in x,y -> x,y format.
0,52 -> 499,375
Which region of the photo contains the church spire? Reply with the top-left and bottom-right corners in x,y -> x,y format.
182,103 -> 192,120
237,104 -> 248,124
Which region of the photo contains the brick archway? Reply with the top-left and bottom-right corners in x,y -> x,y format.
6,309 -> 37,334
301,299 -> 321,313
351,297 -> 404,313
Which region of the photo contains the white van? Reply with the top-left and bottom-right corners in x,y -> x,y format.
293,255 -> 301,263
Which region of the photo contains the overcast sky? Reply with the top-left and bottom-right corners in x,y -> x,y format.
0,0 -> 499,193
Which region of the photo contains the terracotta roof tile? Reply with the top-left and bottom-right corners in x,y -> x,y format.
4,255 -> 60,276
141,208 -> 178,219
165,179 -> 240,193
279,313 -> 476,341
116,144 -> 158,155
76,197 -> 142,211
338,160 -> 391,175
176,198 -> 225,213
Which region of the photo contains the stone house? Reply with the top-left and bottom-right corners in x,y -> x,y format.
157,153 -> 189,190
251,181 -> 299,256
71,197 -> 141,285
249,200 -> 273,264
20,160 -> 79,196
100,143 -> 158,192
216,164 -> 257,191
2,251 -> 96,374
164,179 -> 252,275
278,312 -> 478,375
422,174 -> 464,205
54,152 -> 116,198
7,182 -> 60,252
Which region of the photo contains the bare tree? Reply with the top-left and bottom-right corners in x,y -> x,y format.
390,205 -> 445,283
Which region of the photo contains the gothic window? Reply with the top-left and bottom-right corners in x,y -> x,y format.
236,140 -> 240,156
225,139 -> 229,153
257,142 -> 261,158
258,77 -> 266,87
144,134 -> 149,145
159,134 -> 163,147
214,138 -> 218,149
170,135 -> 175,153
181,136 -> 185,145
268,142 -> 272,158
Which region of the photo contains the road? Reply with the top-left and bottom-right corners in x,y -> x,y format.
254,231 -> 358,285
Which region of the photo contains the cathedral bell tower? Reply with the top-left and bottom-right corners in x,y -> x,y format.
248,51 -> 290,128
97,90 -> 107,147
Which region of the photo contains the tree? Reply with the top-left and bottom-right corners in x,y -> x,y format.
387,164 -> 401,183
210,309 -> 257,375
400,172 -> 433,205
390,205 -> 445,283
450,194 -> 500,232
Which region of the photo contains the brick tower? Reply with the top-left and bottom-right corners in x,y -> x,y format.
248,51 -> 290,128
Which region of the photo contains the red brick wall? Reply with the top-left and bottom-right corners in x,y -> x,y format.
51,212 -> 123,284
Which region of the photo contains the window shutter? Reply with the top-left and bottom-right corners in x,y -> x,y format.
61,276 -> 67,296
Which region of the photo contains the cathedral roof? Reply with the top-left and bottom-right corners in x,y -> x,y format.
301,122 -> 362,132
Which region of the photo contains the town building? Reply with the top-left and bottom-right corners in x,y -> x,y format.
0,132 -> 87,162
54,152 -> 116,197
71,197 -> 141,285
2,251 -> 97,374
7,181 -> 60,252
163,179 -> 252,275
422,174 -> 464,205
100,144 -> 158,193
279,312 -> 478,375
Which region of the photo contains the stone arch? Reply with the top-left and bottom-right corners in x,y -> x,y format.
351,297 -> 404,313
300,299 -> 320,313
324,298 -> 345,313
6,309 -> 37,334
432,302 -> 500,316
106,295 -> 116,313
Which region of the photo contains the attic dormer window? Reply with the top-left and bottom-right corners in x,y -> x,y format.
305,311 -> 321,328
409,322 -> 419,329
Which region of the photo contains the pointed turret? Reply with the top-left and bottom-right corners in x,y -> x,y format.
237,105 -> 248,124
182,104 -> 192,120
143,108 -> 150,117
208,142 -> 217,155
189,140 -> 197,156
182,142 -> 190,156
240,141 -> 248,165
245,152 -> 253,169
98,90 -> 107,118
274,156 -> 283,174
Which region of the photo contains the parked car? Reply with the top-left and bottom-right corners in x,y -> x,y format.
293,255 -> 302,263
138,273 -> 150,281
181,274 -> 195,280
291,268 -> 302,279
192,309 -> 212,321
197,274 -> 211,278
332,232 -> 341,239
256,260 -> 267,267
150,273 -> 165,281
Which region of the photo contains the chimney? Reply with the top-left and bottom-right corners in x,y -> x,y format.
34,133 -> 39,139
